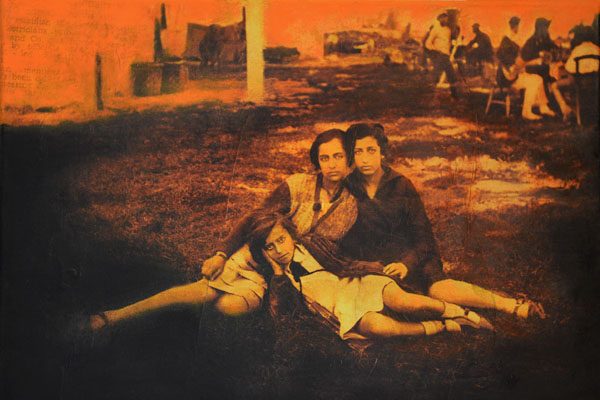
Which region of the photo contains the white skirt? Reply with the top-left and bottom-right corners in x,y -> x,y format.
297,271 -> 394,340
207,245 -> 267,310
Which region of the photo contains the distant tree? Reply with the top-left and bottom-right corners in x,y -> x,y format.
160,3 -> 167,30
384,11 -> 397,30
400,23 -> 411,42
154,18 -> 163,62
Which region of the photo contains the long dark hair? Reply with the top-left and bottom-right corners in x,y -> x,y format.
247,211 -> 298,273
309,128 -> 351,170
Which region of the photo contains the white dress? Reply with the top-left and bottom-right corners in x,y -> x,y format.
286,244 -> 393,340
207,244 -> 266,310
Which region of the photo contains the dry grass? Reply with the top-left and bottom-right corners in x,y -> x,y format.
2,65 -> 598,399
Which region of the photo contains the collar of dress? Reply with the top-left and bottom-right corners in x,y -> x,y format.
347,166 -> 402,199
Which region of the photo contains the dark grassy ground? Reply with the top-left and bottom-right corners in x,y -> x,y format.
2,64 -> 599,399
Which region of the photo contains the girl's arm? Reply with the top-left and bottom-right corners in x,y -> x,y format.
302,234 -> 385,278
263,250 -> 301,318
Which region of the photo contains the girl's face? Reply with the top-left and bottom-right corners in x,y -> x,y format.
264,223 -> 295,266
353,136 -> 383,176
318,138 -> 349,184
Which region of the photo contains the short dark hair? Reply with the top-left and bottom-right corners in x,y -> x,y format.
570,24 -> 597,48
247,211 -> 297,269
346,123 -> 389,164
509,16 -> 520,28
309,129 -> 349,170
535,17 -> 551,32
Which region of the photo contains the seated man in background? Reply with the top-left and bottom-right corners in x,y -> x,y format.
496,23 -> 556,120
565,25 -> 600,74
465,23 -> 494,74
565,25 -> 600,124
521,17 -> 573,119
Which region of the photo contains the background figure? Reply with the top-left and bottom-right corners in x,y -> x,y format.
466,23 -> 494,74
565,25 -> 600,74
424,13 -> 458,97
505,16 -> 522,46
565,25 -> 600,124
496,41 -> 555,120
497,16 -> 522,69
496,16 -> 556,120
421,24 -> 435,69
521,17 -> 573,119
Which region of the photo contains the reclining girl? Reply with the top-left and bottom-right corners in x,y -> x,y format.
89,210 -> 492,340
88,129 -> 490,339
90,128 -> 359,330
249,211 -> 493,340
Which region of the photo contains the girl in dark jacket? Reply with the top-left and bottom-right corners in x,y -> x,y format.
340,123 -> 546,320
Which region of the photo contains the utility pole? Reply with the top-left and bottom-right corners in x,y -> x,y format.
245,0 -> 264,103
95,53 -> 104,110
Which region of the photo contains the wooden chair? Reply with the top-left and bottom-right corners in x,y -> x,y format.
573,54 -> 600,126
485,83 -> 521,118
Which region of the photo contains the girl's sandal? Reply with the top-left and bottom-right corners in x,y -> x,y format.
447,309 -> 496,332
65,311 -> 110,354
89,311 -> 109,331
514,298 -> 547,319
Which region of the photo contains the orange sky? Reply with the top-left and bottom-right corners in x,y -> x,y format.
2,0 -> 598,110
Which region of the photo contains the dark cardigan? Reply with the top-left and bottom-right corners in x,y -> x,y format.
340,167 -> 445,292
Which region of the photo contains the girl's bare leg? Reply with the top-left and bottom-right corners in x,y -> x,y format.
91,279 -> 218,330
357,312 -> 434,338
428,279 -> 517,313
383,282 -> 462,317
214,294 -> 258,317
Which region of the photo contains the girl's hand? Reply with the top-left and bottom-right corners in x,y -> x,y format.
201,254 -> 226,281
262,250 -> 285,275
383,262 -> 408,279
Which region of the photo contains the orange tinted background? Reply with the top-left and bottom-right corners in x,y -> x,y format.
2,0 -> 598,109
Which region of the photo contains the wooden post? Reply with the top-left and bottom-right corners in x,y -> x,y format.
95,53 -> 104,110
160,3 -> 167,30
154,19 -> 163,62
245,0 -> 264,103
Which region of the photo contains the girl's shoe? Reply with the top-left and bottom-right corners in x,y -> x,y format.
447,310 -> 495,331
514,298 -> 547,319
